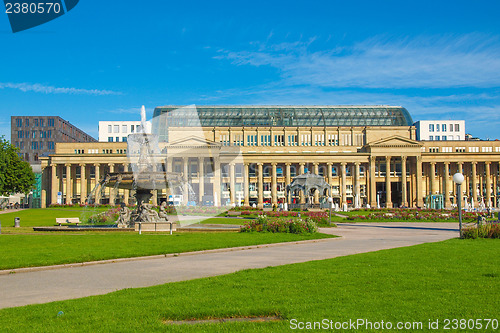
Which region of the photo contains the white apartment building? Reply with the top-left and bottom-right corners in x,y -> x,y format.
98,121 -> 150,142
414,120 -> 465,141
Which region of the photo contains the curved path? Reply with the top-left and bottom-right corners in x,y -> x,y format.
0,222 -> 458,309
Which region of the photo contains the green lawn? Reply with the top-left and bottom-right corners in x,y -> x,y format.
0,239 -> 497,332
0,207 -> 108,228
0,232 -> 332,270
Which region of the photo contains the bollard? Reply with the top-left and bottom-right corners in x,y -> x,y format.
14,217 -> 20,228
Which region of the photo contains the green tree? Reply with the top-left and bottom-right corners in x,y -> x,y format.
0,136 -> 35,196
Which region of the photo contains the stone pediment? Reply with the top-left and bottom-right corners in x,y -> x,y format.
167,136 -> 221,148
367,135 -> 422,147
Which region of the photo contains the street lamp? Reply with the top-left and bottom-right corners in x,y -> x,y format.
453,173 -> 465,238
328,197 -> 333,226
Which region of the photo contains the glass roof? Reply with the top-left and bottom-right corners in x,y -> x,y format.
153,105 -> 413,128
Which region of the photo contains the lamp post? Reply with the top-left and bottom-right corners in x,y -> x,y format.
328,197 -> 333,226
453,173 -> 465,238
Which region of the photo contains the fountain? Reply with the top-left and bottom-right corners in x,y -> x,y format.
93,106 -> 183,231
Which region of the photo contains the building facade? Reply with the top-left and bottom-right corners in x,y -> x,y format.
414,120 -> 465,141
11,116 -> 96,164
98,121 -> 149,142
39,106 -> 500,209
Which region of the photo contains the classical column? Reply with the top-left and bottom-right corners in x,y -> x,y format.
123,163 -> 129,205
51,163 -> 58,205
286,163 -> 291,204
401,156 -> 407,207
369,157 -> 376,207
471,162 -> 477,208
80,163 -> 87,205
65,163 -> 72,205
257,162 -> 263,208
299,162 -> 305,204
230,163 -> 236,205
443,162 -> 450,208
416,156 -> 423,207
385,156 -> 392,208
108,163 -> 115,206
313,162 -> 319,204
341,162 -> 347,207
214,157 -> 221,206
198,157 -> 205,204
429,162 -> 436,195
244,163 -> 249,206
183,157 -> 189,205
354,162 -> 360,207
485,162 -> 491,207
94,163 -> 101,204
271,163 -> 277,205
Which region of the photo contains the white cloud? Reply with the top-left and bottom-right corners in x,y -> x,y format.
217,34 -> 500,89
0,82 -> 121,95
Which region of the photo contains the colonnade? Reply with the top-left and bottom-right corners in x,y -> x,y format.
43,158 -> 500,209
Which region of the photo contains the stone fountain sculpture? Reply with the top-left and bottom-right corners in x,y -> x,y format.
98,106 -> 183,229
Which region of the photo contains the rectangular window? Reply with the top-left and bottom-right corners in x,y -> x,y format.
32,131 -> 36,139
116,137 -> 119,142
274,135 -> 284,146
48,118 -> 54,127
114,125 -> 119,133
328,134 -> 338,146
449,125 -> 453,132
40,119 -> 44,127
442,124 -> 446,132
429,135 -> 433,140
442,136 -> 447,141
122,137 -> 127,142
25,119 -> 29,127
455,124 -> 460,131
131,125 -> 135,133
122,125 -> 127,133
429,124 -> 434,132
436,124 -> 440,132
48,130 -> 52,138
34,119 -> 39,127
435,136 -> 440,141
108,137 -> 113,142
16,118 -> 22,127
108,125 -> 112,133
288,135 -> 297,146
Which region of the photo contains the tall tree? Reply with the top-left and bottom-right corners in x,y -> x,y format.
0,136 -> 35,196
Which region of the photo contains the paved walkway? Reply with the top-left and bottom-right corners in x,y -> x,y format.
0,223 -> 458,309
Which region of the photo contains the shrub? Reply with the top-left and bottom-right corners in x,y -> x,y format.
461,223 -> 500,239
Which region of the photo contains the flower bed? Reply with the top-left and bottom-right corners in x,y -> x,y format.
241,215 -> 318,234
87,207 -> 120,224
346,208 -> 483,222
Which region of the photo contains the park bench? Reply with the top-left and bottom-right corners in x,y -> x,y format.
55,218 -> 81,226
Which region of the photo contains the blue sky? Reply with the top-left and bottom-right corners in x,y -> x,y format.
1,0 -> 500,140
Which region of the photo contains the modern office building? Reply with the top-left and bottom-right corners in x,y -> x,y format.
11,116 -> 96,164
98,121 -> 150,142
39,106 -> 500,210
414,120 -> 465,141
